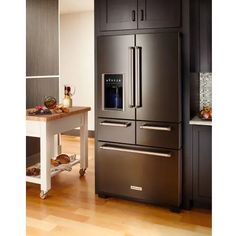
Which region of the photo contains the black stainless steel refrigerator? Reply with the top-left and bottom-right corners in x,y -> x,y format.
95,32 -> 182,208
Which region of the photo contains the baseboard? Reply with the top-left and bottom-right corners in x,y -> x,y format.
62,129 -> 94,138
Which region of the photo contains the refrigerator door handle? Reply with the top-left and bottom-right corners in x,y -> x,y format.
100,145 -> 172,158
140,124 -> 172,132
135,46 -> 141,108
99,121 -> 131,128
128,47 -> 135,107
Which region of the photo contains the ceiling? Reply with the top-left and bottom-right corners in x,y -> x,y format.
60,0 -> 94,14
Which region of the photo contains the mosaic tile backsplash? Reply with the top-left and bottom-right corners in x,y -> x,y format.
200,72 -> 212,110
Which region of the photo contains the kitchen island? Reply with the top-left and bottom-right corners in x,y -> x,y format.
26,106 -> 91,199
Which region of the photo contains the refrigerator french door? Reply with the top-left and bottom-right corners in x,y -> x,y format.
97,33 -> 181,121
96,32 -> 182,208
97,35 -> 135,120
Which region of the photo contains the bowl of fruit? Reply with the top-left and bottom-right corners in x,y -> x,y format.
199,106 -> 212,120
44,96 -> 57,109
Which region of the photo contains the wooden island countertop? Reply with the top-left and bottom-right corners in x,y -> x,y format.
26,106 -> 91,122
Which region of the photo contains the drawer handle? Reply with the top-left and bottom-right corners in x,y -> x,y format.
140,9 -> 144,21
100,145 -> 171,158
132,10 -> 136,21
140,125 -> 172,132
100,121 -> 131,128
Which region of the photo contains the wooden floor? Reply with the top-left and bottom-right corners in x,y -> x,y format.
26,135 -> 212,236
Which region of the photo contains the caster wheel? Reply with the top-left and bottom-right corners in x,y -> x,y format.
79,168 -> 86,176
40,190 -> 48,199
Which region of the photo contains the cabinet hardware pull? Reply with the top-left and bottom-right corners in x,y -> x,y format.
141,9 -> 144,21
128,47 -> 135,107
140,125 -> 172,131
100,145 -> 171,158
132,10 -> 136,21
135,47 -> 141,108
100,121 -> 131,128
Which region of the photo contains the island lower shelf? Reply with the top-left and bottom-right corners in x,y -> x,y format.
26,155 -> 80,184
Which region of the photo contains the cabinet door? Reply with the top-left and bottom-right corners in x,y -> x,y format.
136,33 -> 181,122
193,126 -> 212,208
26,0 -> 59,76
199,0 -> 212,72
99,0 -> 137,31
190,0 -> 212,72
138,0 -> 181,29
26,77 -> 59,109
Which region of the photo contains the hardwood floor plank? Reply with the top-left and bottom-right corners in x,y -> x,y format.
26,216 -> 57,231
45,215 -> 125,236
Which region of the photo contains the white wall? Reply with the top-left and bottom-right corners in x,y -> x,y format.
60,11 -> 94,130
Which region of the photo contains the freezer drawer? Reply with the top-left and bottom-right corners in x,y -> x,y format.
97,118 -> 135,144
136,121 -> 181,149
96,142 -> 182,207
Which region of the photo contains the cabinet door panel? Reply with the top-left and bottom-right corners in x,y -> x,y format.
138,0 -> 181,29
199,0 -> 212,72
193,126 -> 212,208
190,0 -> 212,72
26,0 -> 59,76
26,77 -> 59,109
136,33 -> 181,122
99,0 -> 137,31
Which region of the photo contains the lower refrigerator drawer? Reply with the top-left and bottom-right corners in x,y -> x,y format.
136,121 -> 181,149
96,142 -> 182,207
97,118 -> 135,144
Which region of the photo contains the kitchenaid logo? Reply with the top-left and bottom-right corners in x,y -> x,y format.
130,185 -> 142,191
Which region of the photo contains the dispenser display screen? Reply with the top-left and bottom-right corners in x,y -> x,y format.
103,74 -> 123,110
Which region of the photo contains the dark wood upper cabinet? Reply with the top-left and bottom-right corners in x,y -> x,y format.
138,0 -> 181,29
99,0 -> 137,31
26,0 -> 59,76
190,0 -> 212,72
99,0 -> 181,31
192,125 -> 212,208
199,0 -> 212,72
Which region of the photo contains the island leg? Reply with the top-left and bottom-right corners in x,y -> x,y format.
79,112 -> 88,176
40,122 -> 53,199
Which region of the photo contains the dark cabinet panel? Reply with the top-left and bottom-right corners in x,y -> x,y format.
26,0 -> 59,76
26,77 -> 59,109
98,0 -> 181,31
190,0 -> 212,72
138,0 -> 181,29
26,77 -> 59,158
96,142 -> 182,207
193,126 -> 212,208
97,35 -> 135,119
136,33 -> 181,122
199,0 -> 212,72
99,0 -> 137,31
26,136 -> 40,167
